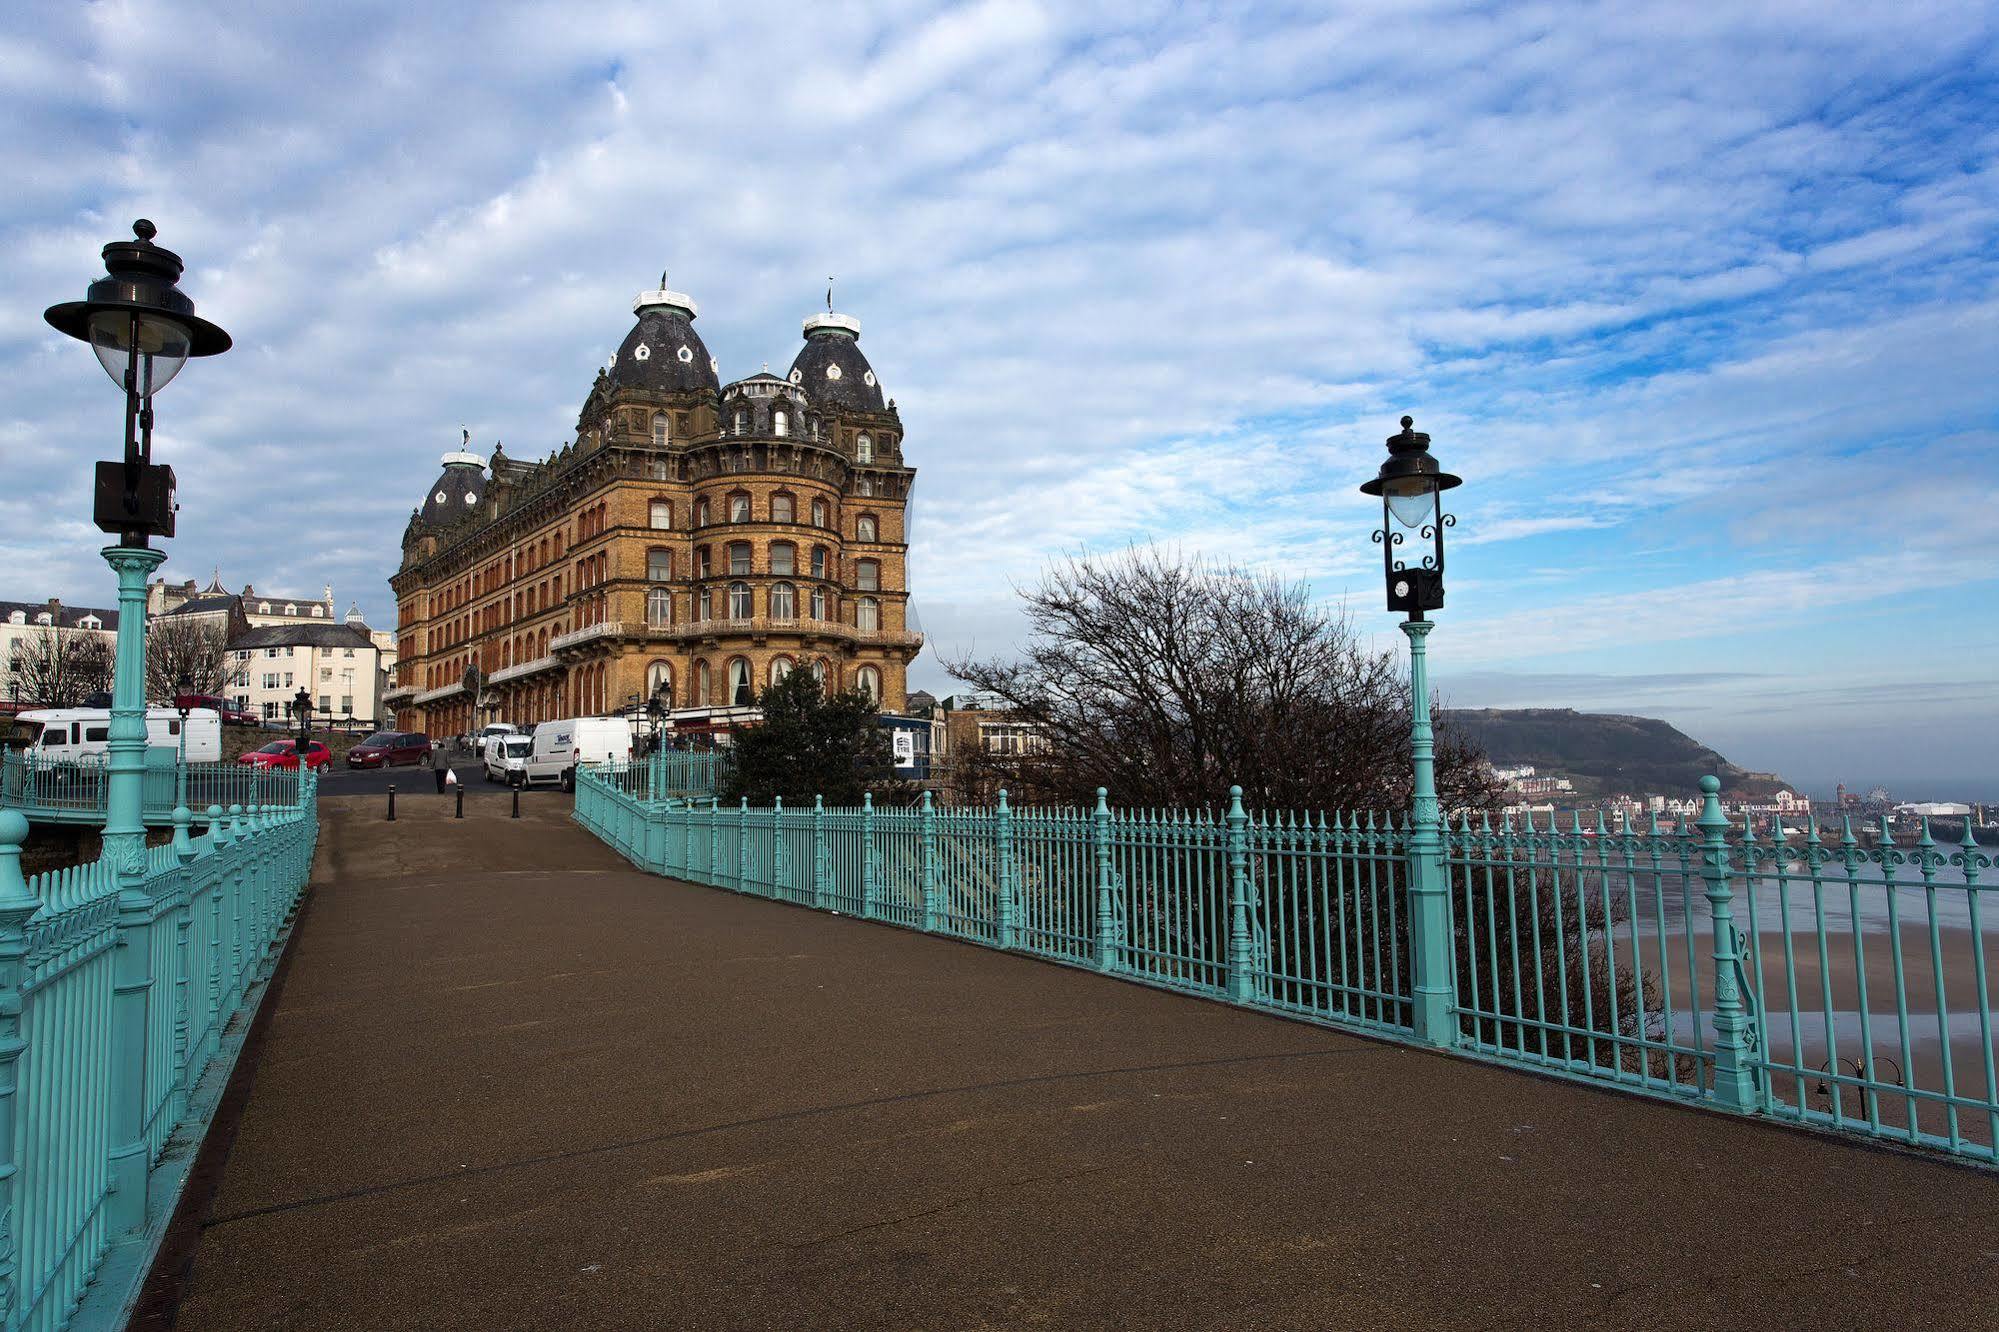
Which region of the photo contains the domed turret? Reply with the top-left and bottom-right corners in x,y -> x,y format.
787,309 -> 884,413
608,280 -> 721,396
416,431 -> 487,528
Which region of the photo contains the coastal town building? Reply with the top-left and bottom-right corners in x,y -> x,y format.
385,280 -> 921,738
225,611 -> 388,724
1,599 -> 119,707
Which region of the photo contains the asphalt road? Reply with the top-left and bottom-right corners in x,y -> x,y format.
314,747 -> 562,803
158,797 -> 1999,1332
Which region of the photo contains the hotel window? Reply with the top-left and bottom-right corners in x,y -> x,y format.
695,546 -> 712,579
769,657 -> 792,686
773,408 -> 789,437
856,475 -> 874,496
733,408 -> 747,436
649,500 -> 672,529
646,588 -> 673,627
856,433 -> 873,464
728,657 -> 753,706
809,586 -> 827,620
770,493 -> 794,523
647,549 -> 673,581
727,542 -> 752,576
769,542 -> 795,576
856,559 -> 879,591
652,412 -> 669,447
810,658 -> 828,684
728,582 -> 753,619
695,498 -> 710,527
729,493 -> 751,524
647,660 -> 673,703
811,546 -> 829,578
695,659 -> 711,703
770,582 -> 796,620
697,587 -> 713,620
856,514 -> 877,542
856,666 -> 880,703
857,597 -> 879,631
811,498 -> 828,527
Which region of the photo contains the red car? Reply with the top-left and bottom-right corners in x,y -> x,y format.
238,740 -> 332,771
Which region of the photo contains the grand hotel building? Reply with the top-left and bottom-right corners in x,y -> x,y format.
383,281 -> 921,738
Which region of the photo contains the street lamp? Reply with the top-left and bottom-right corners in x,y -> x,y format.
1359,414 -> 1461,1048
1360,416 -> 1461,617
292,685 -> 314,759
44,220 -> 229,874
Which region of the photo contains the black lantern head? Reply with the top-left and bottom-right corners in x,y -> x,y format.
1362,416 -> 1460,616
44,219 -> 232,392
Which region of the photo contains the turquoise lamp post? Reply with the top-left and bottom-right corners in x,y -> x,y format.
43,222 -> 231,872
1361,416 -> 1461,1047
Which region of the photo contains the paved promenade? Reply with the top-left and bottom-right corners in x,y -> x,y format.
159,797 -> 1997,1331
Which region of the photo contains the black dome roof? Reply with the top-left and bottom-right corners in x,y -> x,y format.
608,293 -> 720,396
787,313 -> 884,413
418,443 -> 486,528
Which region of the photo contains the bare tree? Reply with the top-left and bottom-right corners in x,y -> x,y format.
943,548 -> 1498,815
5,626 -> 115,709
146,617 -> 232,703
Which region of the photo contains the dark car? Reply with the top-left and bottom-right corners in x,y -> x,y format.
346,731 -> 432,768
175,691 -> 257,727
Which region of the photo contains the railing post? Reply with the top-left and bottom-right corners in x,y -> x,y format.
919,790 -> 939,932
1698,775 -> 1761,1113
205,805 -> 226,1060
737,797 -> 750,895
1226,785 -> 1255,1002
227,805 -> 247,1010
171,804 -> 196,1110
772,797 -> 788,900
812,795 -> 829,909
1093,788 -> 1121,972
0,810 -> 41,1329
995,789 -> 1019,949
861,792 -> 880,920
1401,617 -> 1455,1048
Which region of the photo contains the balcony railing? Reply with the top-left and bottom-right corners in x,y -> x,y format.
635,617 -> 923,648
550,621 -> 627,652
413,681 -> 466,704
487,655 -> 560,685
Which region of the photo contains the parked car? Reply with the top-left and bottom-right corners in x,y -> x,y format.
238,740 -> 332,772
521,716 -> 633,791
483,734 -> 533,786
175,692 -> 258,727
345,731 -> 432,769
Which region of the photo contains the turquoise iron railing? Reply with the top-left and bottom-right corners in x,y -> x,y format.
0,774 -> 319,1332
0,752 -> 301,827
576,766 -> 1997,1166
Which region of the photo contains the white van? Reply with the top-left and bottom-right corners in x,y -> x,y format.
522,716 -> 633,791
483,732 -> 533,786
477,722 -> 518,749
18,707 -> 222,763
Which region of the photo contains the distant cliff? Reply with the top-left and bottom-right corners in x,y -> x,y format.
1440,708 -> 1790,800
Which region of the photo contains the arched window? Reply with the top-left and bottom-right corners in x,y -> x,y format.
810,585 -> 828,620
646,588 -> 673,627
727,542 -> 752,576
857,597 -> 879,631
856,433 -> 873,464
811,545 -> 829,579
695,659 -> 712,703
728,581 -> 753,619
856,475 -> 874,497
729,492 -> 751,523
733,408 -> 747,436
649,500 -> 672,529
728,657 -> 753,707
769,542 -> 795,576
697,586 -> 713,620
695,546 -> 712,579
772,408 -> 789,437
811,658 -> 829,685
770,582 -> 796,620
652,412 -> 669,447
647,660 -> 673,704
809,417 -> 820,440
811,498 -> 828,527
856,514 -> 877,542
856,559 -> 880,591
647,457 -> 669,481
694,498 -> 710,527
284,603 -> 297,616
856,666 -> 880,702
769,656 -> 793,686
647,548 -> 672,581
770,492 -> 795,523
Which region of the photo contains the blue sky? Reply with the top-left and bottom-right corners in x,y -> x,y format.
2,2 -> 1995,798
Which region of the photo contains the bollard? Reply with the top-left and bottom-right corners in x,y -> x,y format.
455,784 -> 464,820
512,785 -> 520,819
387,784 -> 396,821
